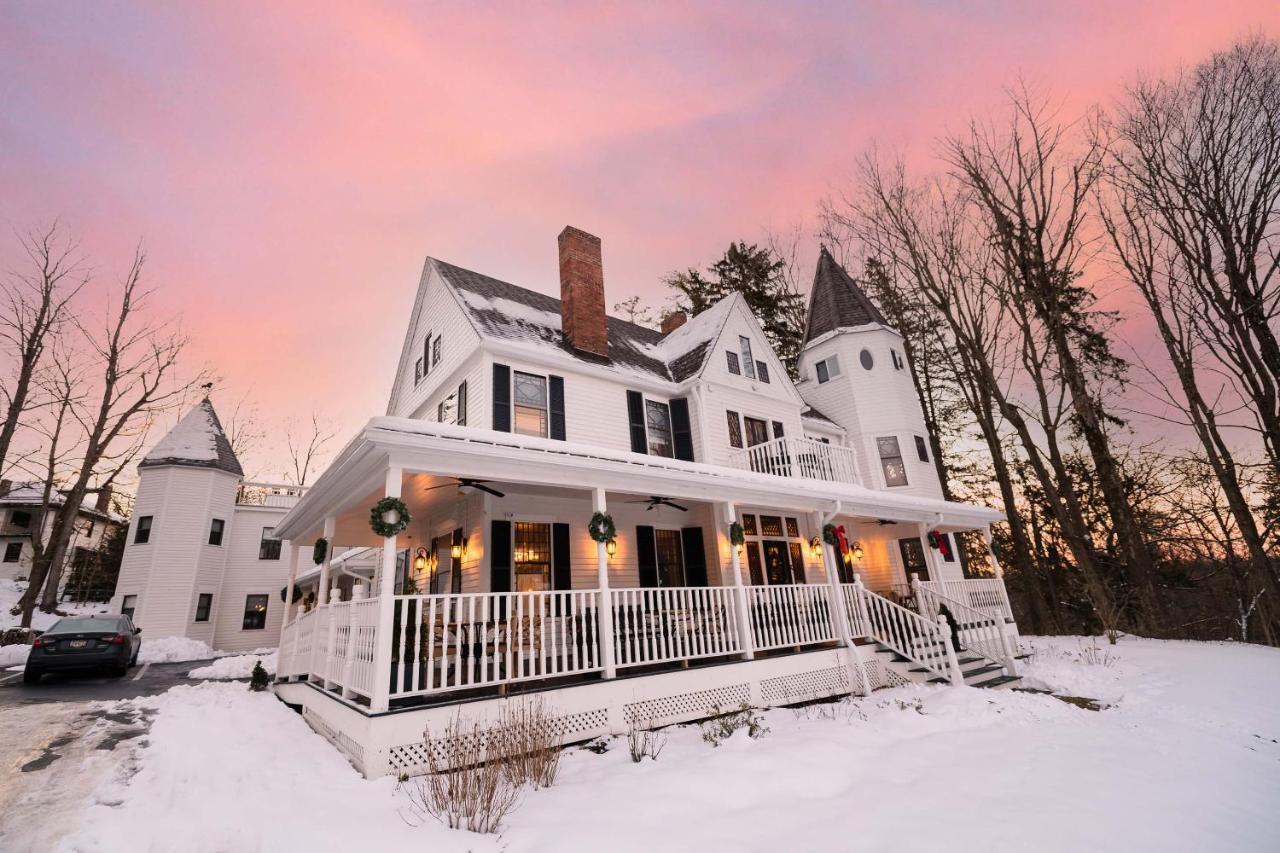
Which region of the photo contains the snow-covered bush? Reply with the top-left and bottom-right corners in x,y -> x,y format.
699,703 -> 768,747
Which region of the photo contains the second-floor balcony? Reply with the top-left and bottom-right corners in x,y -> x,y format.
727,436 -> 861,485
236,481 -> 309,509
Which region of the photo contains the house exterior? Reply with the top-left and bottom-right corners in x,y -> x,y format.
109,399 -> 306,652
0,481 -> 124,586
268,226 -> 1022,779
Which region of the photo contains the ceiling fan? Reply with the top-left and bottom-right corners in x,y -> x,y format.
424,478 -> 506,498
626,496 -> 689,512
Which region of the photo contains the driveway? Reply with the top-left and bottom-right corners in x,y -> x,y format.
0,659 -> 213,705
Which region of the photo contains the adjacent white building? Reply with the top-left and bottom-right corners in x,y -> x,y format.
110,399 -> 305,652
0,481 -> 124,585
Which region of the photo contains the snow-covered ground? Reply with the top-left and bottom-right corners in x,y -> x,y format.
1,579 -> 111,632
26,636 -> 1280,852
187,651 -> 277,679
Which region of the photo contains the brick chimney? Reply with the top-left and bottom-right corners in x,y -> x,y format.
661,311 -> 687,335
95,485 -> 113,514
557,226 -> 609,359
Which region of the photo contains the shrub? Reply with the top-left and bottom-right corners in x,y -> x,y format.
700,703 -> 768,747
627,720 -> 666,763
405,715 -> 522,835
248,660 -> 269,692
493,696 -> 562,790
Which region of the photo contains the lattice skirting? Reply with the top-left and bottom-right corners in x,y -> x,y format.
303,707 -> 367,775
624,684 -> 751,726
760,666 -> 849,705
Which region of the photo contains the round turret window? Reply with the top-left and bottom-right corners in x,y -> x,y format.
859,349 -> 874,370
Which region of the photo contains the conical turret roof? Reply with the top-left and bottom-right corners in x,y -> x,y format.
139,398 -> 243,477
803,247 -> 888,345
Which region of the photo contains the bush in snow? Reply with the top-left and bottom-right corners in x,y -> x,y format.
627,721 -> 666,763
249,660 -> 269,692
405,714 -> 521,835
493,696 -> 562,790
699,703 -> 768,747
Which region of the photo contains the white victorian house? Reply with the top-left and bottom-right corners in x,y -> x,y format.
265,226 -> 1022,778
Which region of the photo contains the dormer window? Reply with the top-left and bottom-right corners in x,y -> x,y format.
739,336 -> 756,380
815,354 -> 841,384
726,351 -> 741,375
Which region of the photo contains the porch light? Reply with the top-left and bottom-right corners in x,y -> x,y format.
451,539 -> 464,560
809,536 -> 822,558
851,541 -> 864,561
606,538 -> 617,558
413,547 -> 429,572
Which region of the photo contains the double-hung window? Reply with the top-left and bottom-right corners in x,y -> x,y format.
815,354 -> 840,384
513,372 -> 549,438
739,336 -> 756,379
134,516 -> 153,544
195,593 -> 213,622
258,527 -> 282,560
877,436 -> 908,487
645,400 -> 674,458
208,518 -> 225,546
242,594 -> 269,630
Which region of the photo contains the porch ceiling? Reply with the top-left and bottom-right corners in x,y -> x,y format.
271,417 -> 1003,544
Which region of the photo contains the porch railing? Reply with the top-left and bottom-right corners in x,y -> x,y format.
845,582 -> 961,684
916,578 -> 1013,624
235,481 -> 308,508
745,583 -> 837,650
727,436 -> 861,485
913,582 -> 1018,675
611,586 -> 741,667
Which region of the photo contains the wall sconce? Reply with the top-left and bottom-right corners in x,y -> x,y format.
451,539 -> 464,560
851,541 -> 865,561
413,547 -> 429,572
809,536 -> 822,558
606,539 -> 617,558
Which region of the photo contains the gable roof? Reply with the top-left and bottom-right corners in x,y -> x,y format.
139,398 -> 244,477
803,247 -> 887,345
433,259 -> 729,385
0,483 -> 126,523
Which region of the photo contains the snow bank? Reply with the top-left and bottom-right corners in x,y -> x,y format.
0,643 -> 30,668
137,636 -> 218,664
58,637 -> 1280,853
187,652 -> 277,680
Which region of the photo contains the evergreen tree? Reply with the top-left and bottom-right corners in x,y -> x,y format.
665,242 -> 806,377
249,659 -> 269,691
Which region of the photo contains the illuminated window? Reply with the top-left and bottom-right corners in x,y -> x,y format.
513,522 -> 551,592
878,436 -> 908,487
513,372 -> 549,438
242,594 -> 269,630
645,400 -> 673,458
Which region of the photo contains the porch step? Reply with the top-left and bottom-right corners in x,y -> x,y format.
866,640 -> 1016,690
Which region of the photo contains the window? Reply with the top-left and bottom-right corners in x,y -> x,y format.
513,522 -> 551,592
121,594 -> 137,620
195,593 -> 212,622
741,514 -> 757,536
759,515 -> 784,537
877,436 -> 908,487
785,517 -> 801,538
432,335 -> 442,367
815,354 -> 840,384
242,594 -> 269,630
739,336 -> 756,379
437,385 -> 462,425
654,528 -> 685,587
208,519 -> 225,547
3,542 -> 21,562
11,510 -> 32,528
414,357 -> 423,384
726,410 -> 743,448
422,334 -> 432,377
457,380 -> 468,426
645,400 -> 674,458
258,527 -> 281,560
859,349 -> 874,370
891,349 -> 905,370
756,361 -> 769,383
134,516 -> 153,544
915,435 -> 930,463
771,421 -> 784,439
513,372 -> 549,438
726,351 -> 741,375
744,416 -> 770,447
83,519 -> 94,536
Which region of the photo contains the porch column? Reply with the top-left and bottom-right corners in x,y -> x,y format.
277,544 -> 302,683
815,510 -> 873,697
720,502 -> 755,661
370,466 -> 402,713
593,488 -> 617,679
917,520 -> 943,585
317,516 -> 336,605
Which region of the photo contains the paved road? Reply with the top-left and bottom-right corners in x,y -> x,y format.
0,659 -> 218,705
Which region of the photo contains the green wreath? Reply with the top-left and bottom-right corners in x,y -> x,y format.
370,497 -> 411,537
588,511 -> 616,543
312,538 -> 328,565
926,530 -> 941,550
728,521 -> 745,546
822,523 -> 839,546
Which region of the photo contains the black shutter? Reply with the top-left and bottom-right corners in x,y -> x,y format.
626,391 -> 647,454
451,528 -> 464,593
549,375 -> 566,440
636,525 -> 658,587
457,381 -> 468,426
552,522 -> 571,590
788,541 -> 806,583
670,398 -> 694,461
772,421 -> 785,438
492,364 -> 511,432
681,527 -> 708,586
490,521 -> 511,592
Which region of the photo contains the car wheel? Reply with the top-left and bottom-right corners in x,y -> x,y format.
22,668 -> 41,685
129,651 -> 138,666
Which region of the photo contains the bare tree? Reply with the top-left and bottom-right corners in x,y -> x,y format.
0,223 -> 86,477
285,412 -> 336,487
19,247 -> 205,625
612,296 -> 657,328
223,391 -> 267,477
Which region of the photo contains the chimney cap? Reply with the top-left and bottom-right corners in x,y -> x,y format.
558,225 -> 601,246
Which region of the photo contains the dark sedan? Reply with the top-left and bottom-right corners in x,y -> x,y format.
24,615 -> 142,684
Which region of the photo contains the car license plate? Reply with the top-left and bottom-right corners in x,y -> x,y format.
68,640 -> 87,648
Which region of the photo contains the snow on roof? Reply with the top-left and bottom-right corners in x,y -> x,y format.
140,398 -> 244,476
0,483 -> 126,523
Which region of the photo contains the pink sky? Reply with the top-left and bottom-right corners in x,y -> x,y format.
2,2 -> 1277,481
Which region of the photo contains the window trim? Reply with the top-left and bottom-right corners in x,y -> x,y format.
134,515 -> 153,545
194,593 -> 213,622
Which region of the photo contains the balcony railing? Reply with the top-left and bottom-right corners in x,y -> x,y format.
727,436 -> 861,485
236,481 -> 308,508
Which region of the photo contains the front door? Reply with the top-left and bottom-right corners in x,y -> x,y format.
762,540 -> 793,585
654,528 -> 685,587
898,537 -> 929,584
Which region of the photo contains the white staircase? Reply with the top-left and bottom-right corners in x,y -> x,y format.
844,580 -> 1021,691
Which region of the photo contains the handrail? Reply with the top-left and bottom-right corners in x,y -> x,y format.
916,578 -> 1014,624
914,581 -> 1016,675
847,582 -> 961,685
727,436 -> 862,485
